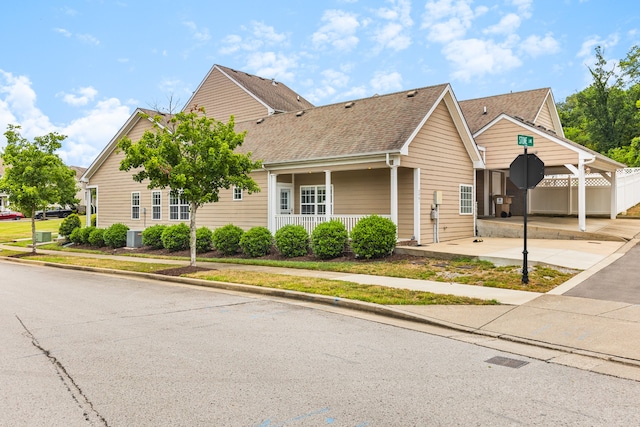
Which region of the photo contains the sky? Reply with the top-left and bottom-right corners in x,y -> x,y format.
0,0 -> 638,168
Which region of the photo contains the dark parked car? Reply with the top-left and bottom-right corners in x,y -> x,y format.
35,207 -> 75,219
0,210 -> 25,220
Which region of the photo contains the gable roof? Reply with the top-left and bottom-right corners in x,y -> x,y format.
234,83 -> 482,167
459,88 -> 552,134
184,65 -> 314,115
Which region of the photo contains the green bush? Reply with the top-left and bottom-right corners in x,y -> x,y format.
310,220 -> 348,259
91,214 -> 97,227
88,228 -> 105,247
212,224 -> 244,256
103,223 -> 129,248
68,227 -> 83,244
72,226 -> 96,245
161,223 -> 190,252
142,224 -> 167,249
350,215 -> 397,259
240,226 -> 273,257
196,227 -> 213,253
59,213 -> 81,238
274,225 -> 309,258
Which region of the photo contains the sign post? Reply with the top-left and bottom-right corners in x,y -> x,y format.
510,135 -> 543,285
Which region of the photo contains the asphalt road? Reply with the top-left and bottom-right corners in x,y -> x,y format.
565,242 -> 640,304
2,261 -> 640,426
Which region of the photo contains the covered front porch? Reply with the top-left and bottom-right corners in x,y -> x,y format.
263,158 -> 420,241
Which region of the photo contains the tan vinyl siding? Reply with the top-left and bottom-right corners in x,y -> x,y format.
476,119 -> 578,169
187,68 -> 269,123
535,102 -> 555,131
404,101 -> 475,243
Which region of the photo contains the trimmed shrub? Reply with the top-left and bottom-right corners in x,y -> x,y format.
350,215 -> 397,259
68,227 -> 84,244
59,213 -> 81,238
88,228 -> 105,247
240,226 -> 273,257
103,223 -> 129,248
310,220 -> 348,259
142,224 -> 167,249
196,227 -> 213,253
274,225 -> 309,258
161,223 -> 190,252
212,224 -> 244,256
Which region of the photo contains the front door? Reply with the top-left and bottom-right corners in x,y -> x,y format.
279,187 -> 292,214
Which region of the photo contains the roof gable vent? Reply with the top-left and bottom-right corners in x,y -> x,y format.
344,101 -> 355,108
406,90 -> 418,98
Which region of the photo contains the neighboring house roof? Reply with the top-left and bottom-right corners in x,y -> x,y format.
185,64 -> 314,115
235,83 -> 482,167
460,88 -> 556,135
69,165 -> 87,179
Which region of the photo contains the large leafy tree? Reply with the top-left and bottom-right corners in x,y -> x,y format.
557,45 -> 640,156
118,108 -> 261,266
0,125 -> 78,253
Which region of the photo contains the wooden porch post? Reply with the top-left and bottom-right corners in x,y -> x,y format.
414,168 -> 421,245
269,172 -> 278,233
324,170 -> 332,222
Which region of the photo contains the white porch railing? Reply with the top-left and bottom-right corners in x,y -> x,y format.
274,214 -> 391,235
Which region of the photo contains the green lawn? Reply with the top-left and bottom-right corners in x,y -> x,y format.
0,218 -> 65,243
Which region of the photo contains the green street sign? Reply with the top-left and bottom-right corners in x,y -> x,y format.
518,134 -> 534,147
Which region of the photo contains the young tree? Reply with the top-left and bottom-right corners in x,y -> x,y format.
0,125 -> 79,253
118,108 -> 261,266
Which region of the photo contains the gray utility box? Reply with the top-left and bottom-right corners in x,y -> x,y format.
126,230 -> 143,248
35,231 -> 52,243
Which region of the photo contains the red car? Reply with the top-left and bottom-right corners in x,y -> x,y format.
0,210 -> 25,220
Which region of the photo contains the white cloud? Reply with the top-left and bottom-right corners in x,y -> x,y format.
183,21 -> 211,42
421,0 -> 484,44
443,38 -> 522,81
521,33 -> 560,57
251,22 -> 287,45
577,34 -> 619,59
54,28 -> 72,37
370,71 -> 403,93
483,13 -> 521,35
510,0 -> 533,18
312,10 -> 360,52
372,0 -> 413,51
58,86 -> 98,107
77,33 -> 100,46
245,52 -> 298,82
219,22 -> 289,55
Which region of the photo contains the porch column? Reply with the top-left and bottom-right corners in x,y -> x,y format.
578,159 -> 587,232
268,172 -> 278,233
390,164 -> 398,229
413,168 -> 421,245
324,170 -> 332,222
610,171 -> 617,219
85,188 -> 92,227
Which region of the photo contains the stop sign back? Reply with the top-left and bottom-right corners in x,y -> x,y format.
509,153 -> 545,190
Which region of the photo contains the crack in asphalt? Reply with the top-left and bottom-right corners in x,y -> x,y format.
16,315 -> 109,427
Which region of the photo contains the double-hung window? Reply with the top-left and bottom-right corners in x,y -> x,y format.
459,184 -> 473,215
300,185 -> 329,215
152,191 -> 161,220
131,192 -> 140,220
233,186 -> 243,201
169,190 -> 190,220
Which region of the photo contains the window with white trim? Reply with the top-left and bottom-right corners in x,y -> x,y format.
169,190 -> 190,220
233,186 -> 243,201
152,191 -> 161,220
300,185 -> 330,215
459,184 -> 473,215
131,192 -> 140,220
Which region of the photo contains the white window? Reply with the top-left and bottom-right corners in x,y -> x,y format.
152,191 -> 161,220
459,184 -> 473,215
169,191 -> 190,221
233,186 -> 243,201
131,192 -> 140,220
300,185 -> 330,215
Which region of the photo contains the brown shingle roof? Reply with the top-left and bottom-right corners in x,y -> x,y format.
216,65 -> 314,113
459,88 -> 550,134
234,84 -> 449,164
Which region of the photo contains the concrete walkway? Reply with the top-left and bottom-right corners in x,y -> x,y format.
3,216 -> 640,380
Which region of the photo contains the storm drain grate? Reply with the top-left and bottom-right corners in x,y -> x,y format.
485,356 -> 529,369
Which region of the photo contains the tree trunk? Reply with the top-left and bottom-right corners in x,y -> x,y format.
31,209 -> 37,255
189,203 -> 197,267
